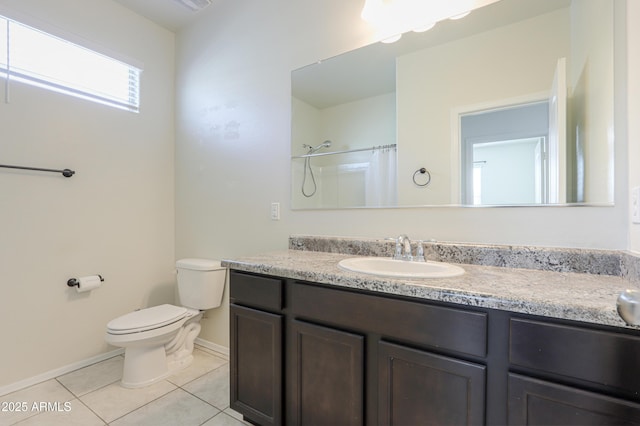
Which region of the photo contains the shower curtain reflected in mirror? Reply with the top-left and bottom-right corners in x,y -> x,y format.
292,145 -> 398,208
366,146 -> 397,206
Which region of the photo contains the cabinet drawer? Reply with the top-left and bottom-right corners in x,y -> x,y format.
230,270 -> 283,311
292,282 -> 487,357
510,318 -> 640,395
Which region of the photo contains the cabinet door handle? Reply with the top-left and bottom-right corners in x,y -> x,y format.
617,289 -> 640,325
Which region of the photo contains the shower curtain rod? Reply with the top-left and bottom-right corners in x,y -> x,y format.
293,143 -> 396,159
0,163 -> 75,177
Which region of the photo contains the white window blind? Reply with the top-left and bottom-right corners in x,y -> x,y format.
0,15 -> 141,112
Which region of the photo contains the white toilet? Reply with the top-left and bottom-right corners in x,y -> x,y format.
105,258 -> 227,388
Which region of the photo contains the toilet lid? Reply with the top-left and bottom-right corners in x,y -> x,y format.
107,304 -> 188,333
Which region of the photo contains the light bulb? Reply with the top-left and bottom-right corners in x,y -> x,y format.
450,11 -> 471,20
381,34 -> 402,43
413,22 -> 436,33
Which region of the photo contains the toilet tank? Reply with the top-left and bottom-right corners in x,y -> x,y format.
176,258 -> 227,310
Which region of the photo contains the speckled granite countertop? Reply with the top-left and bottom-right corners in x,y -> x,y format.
222,249 -> 636,330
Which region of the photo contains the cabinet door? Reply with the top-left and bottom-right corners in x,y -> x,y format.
289,319 -> 364,426
230,304 -> 282,426
508,374 -> 640,425
378,341 -> 486,426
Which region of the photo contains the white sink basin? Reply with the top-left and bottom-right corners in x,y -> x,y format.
338,257 -> 465,278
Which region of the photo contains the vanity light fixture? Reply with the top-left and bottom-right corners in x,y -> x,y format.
449,11 -> 472,20
172,0 -> 212,12
412,22 -> 437,33
381,34 -> 403,44
361,0 -> 502,43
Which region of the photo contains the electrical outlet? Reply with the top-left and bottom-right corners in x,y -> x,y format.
633,188 -> 640,224
270,202 -> 280,220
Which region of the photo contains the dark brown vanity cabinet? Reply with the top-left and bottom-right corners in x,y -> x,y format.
230,270 -> 489,425
377,341 -> 486,425
229,269 -> 640,425
508,374 -> 640,425
289,319 -> 365,425
230,272 -> 284,426
507,318 -> 640,425
288,278 -> 488,426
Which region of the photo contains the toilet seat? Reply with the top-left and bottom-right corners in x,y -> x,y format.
107,304 -> 188,335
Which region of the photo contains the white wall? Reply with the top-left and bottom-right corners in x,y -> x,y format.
176,0 -> 630,350
291,92 -> 396,208
292,93 -> 395,158
0,0 -> 633,391
0,0 -> 175,388
397,8 -> 569,205
570,0 -> 615,204
629,0 -> 640,253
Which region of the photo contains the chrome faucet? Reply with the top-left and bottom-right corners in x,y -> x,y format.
394,235 -> 413,261
415,240 -> 426,262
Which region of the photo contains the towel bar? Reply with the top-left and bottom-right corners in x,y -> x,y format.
0,163 -> 75,177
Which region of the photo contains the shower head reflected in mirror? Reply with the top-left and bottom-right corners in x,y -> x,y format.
303,140 -> 332,154
301,140 -> 332,197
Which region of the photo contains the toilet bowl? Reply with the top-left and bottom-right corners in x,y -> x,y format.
105,259 -> 226,388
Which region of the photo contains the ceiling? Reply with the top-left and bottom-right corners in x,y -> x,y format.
112,0 -> 210,32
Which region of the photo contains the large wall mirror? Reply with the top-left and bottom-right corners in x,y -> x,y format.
290,0 -> 614,209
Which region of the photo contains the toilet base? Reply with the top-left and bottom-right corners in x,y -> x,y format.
165,312 -> 202,374
115,311 -> 203,388
121,345 -> 170,388
167,353 -> 194,373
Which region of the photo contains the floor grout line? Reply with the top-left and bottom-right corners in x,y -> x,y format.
2,348 -> 236,426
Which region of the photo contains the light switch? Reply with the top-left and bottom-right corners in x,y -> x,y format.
270,202 -> 280,220
632,187 -> 640,224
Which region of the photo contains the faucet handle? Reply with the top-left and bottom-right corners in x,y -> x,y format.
415,240 -> 426,262
392,237 -> 403,260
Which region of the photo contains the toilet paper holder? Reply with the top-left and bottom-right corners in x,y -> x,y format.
67,275 -> 104,288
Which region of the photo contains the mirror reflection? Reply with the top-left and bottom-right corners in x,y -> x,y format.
291,0 -> 614,208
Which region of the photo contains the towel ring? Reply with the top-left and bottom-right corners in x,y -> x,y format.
413,168 -> 431,187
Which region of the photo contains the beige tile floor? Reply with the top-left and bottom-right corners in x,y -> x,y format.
0,348 -> 250,426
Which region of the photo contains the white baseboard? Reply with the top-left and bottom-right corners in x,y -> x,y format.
194,337 -> 229,359
0,348 -> 124,398
1,339 -> 228,397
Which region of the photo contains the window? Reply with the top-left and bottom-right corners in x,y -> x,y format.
0,15 -> 141,112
